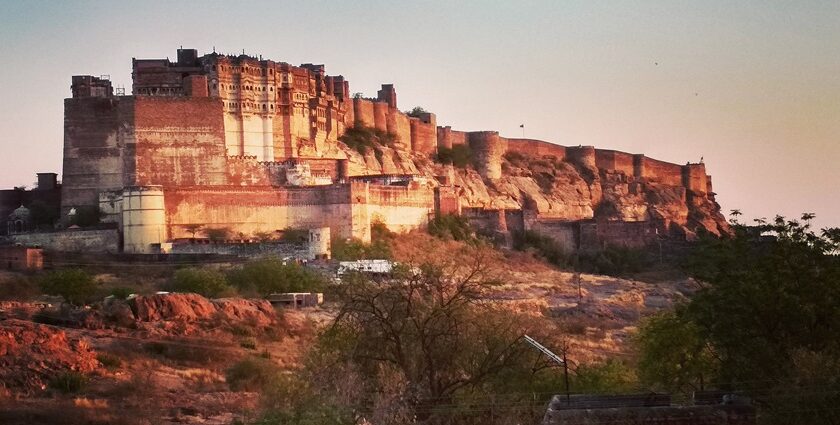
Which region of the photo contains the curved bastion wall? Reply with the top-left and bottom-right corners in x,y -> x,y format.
121,186 -> 167,254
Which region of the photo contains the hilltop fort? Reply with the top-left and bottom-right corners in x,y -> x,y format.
2,48 -> 728,255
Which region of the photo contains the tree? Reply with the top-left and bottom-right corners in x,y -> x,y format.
636,310 -> 718,395
331,221 -> 394,260
171,268 -> 232,298
39,269 -> 98,305
316,255 -> 558,423
639,215 -> 840,423
427,214 -> 476,242
205,227 -> 231,242
182,223 -> 204,239
228,258 -> 327,296
405,106 -> 428,118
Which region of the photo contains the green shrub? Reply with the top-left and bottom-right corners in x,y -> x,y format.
226,357 -> 280,391
228,259 -> 327,296
39,269 -> 98,305
513,230 -> 572,267
427,214 -> 476,242
171,267 -> 231,298
205,227 -> 231,242
143,341 -> 226,365
240,338 -> 257,350
405,106 -> 428,118
572,359 -> 638,394
578,245 -> 651,276
97,352 -> 122,371
332,221 -> 394,260
436,144 -> 473,168
108,286 -> 134,299
49,371 -> 88,394
339,126 -> 396,155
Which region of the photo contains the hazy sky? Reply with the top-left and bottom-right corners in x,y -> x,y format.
1,0 -> 837,229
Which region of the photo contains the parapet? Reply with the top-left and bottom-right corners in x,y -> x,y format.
71,75 -> 113,98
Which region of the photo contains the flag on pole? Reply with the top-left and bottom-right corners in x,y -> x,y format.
519,124 -> 524,128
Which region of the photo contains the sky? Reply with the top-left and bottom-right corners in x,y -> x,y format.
0,0 -> 837,229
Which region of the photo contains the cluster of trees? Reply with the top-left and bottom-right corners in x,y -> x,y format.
332,221 -> 395,261
172,258 -> 327,298
35,257 -> 328,304
427,214 -> 476,243
252,247 -> 573,424
512,230 -> 651,277
637,215 -> 840,424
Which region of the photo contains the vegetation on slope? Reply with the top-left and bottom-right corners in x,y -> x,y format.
435,144 -> 473,168
637,214 -> 840,424
339,125 -> 396,155
331,221 -> 395,260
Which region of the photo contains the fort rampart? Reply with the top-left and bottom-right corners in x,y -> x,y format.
53,47 -> 721,255
163,182 -> 434,244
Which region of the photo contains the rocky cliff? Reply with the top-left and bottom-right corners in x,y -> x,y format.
337,136 -> 730,239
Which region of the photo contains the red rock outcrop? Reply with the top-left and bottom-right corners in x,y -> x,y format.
0,319 -> 98,395
127,293 -> 276,326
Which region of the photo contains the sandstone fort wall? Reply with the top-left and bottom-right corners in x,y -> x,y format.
637,156 -> 683,186
133,97 -> 228,187
505,138 -> 568,160
594,149 -> 635,176
62,97 -> 132,214
353,98 -> 375,128
436,126 -> 469,149
6,228 -> 120,253
164,182 -> 433,243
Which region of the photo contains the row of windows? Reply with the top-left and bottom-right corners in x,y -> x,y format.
222,103 -> 331,118
216,65 -> 274,76
220,83 -> 274,92
136,87 -> 181,95
226,102 -> 275,111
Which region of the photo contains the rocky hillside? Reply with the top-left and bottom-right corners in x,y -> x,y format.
338,138 -> 730,238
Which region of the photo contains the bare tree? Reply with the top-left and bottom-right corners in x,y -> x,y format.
326,251 -> 554,422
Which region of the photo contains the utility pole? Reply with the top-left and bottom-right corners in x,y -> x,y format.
562,348 -> 570,403
523,335 -> 571,402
